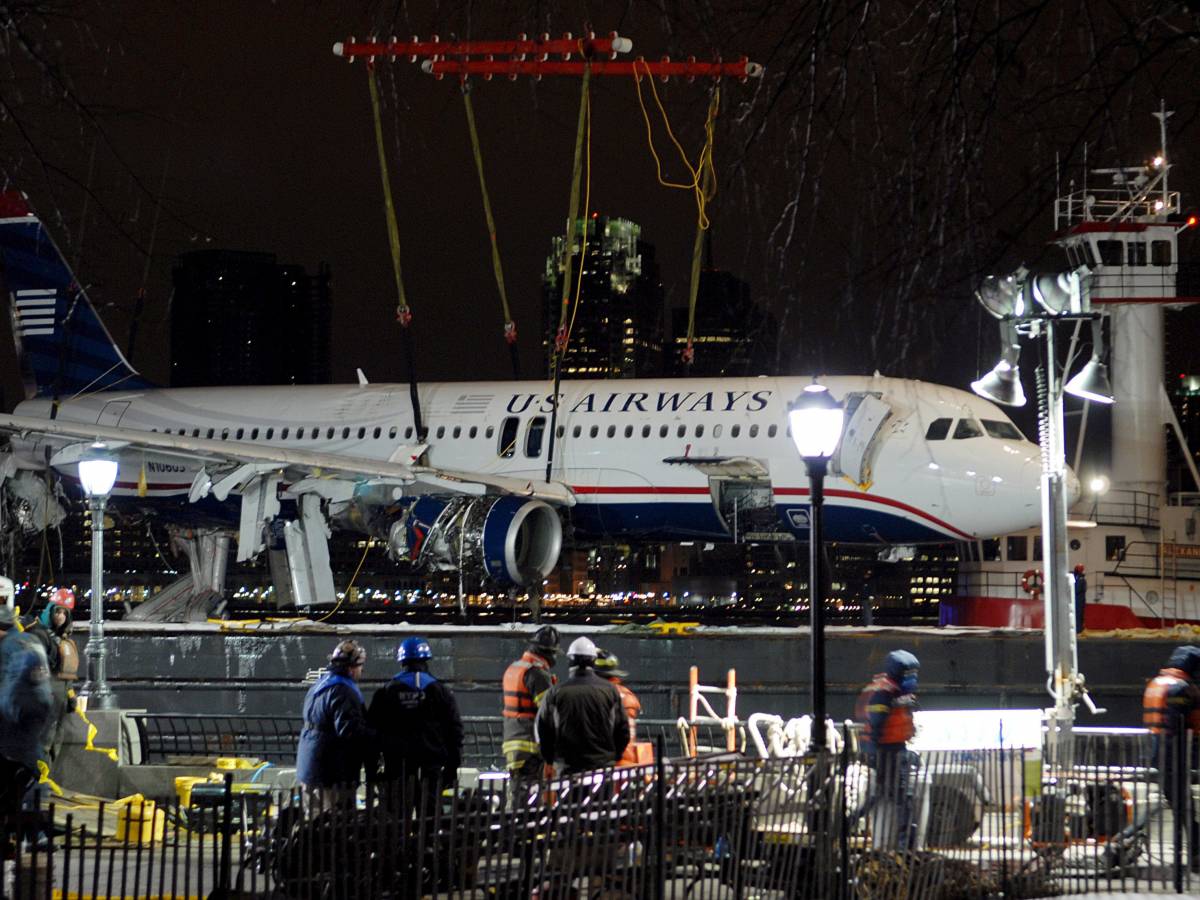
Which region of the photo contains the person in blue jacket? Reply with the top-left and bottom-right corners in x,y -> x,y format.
0,626 -> 54,819
296,640 -> 375,804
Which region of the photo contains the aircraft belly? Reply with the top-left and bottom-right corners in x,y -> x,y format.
570,499 -> 728,541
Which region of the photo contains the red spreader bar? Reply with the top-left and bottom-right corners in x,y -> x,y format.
422,56 -> 763,81
333,32 -> 633,63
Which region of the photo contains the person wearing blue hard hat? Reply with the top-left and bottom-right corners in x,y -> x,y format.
367,635 -> 463,807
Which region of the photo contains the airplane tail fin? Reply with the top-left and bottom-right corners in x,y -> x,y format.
0,191 -> 153,401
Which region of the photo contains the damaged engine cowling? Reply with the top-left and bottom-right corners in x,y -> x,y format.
387,495 -> 562,587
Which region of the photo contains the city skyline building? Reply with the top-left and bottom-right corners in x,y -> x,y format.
542,215 -> 665,379
170,249 -> 332,387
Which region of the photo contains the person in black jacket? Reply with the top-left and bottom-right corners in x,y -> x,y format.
0,628 -> 53,820
535,636 -> 629,777
296,640 -> 375,807
368,636 -> 463,805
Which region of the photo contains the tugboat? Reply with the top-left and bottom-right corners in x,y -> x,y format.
944,107 -> 1200,630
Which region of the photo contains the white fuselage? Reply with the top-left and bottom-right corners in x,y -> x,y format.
12,374 -> 1046,544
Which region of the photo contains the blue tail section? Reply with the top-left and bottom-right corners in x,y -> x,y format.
0,191 -> 154,400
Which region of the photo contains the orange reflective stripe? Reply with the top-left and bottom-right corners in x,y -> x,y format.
1143,670 -> 1184,734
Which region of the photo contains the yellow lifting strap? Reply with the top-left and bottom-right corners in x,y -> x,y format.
461,85 -> 516,348
367,64 -> 411,325
553,64 -> 593,368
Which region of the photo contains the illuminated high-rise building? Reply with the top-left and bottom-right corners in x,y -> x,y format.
542,215 -> 664,378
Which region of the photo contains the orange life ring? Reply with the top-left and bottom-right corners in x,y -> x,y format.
1021,569 -> 1043,599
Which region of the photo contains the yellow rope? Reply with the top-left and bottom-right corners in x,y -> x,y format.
632,62 -> 719,228
367,65 -> 410,323
551,65 -> 593,376
314,538 -> 373,623
562,88 -> 593,356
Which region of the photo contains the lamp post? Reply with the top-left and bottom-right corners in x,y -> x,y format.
78,443 -> 118,711
788,382 -> 845,751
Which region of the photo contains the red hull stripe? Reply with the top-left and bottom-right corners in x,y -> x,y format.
570,484 -> 972,540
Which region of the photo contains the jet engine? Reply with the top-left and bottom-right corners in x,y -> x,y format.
387,495 -> 562,587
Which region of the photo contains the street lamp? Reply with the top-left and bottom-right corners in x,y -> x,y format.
788,381 -> 845,751
78,443 -> 118,711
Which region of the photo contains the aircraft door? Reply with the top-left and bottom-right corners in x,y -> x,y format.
711,477 -> 777,541
835,393 -> 891,486
97,400 -> 130,427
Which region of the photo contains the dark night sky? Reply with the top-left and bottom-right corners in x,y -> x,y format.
3,2 -> 1200,414
2,2 -> 747,400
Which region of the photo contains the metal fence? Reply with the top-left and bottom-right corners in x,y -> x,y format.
4,729 -> 1195,899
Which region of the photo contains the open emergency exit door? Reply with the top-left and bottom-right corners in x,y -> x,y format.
834,393 -> 892,486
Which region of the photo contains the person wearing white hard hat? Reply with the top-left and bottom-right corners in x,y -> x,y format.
534,636 -> 629,777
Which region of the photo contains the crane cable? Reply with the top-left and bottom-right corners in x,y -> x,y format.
461,82 -> 520,378
633,64 -> 720,368
545,64 -> 592,482
367,62 -> 425,441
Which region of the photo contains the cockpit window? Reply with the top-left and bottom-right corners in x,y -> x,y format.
982,419 -> 1023,440
953,418 -> 984,439
925,418 -> 952,441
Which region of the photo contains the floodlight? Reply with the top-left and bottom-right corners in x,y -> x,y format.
788,382 -> 845,460
976,273 -> 1025,319
972,321 -> 1025,406
1088,475 -> 1110,495
1031,271 -> 1081,315
1064,356 -> 1115,404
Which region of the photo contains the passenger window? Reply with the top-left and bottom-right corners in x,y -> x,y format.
221,428 -> 230,440
556,425 -> 564,438
749,424 -> 759,438
405,426 -> 413,439
767,425 -> 777,438
1007,535 -> 1028,562
982,538 -> 1001,561
469,426 -> 478,439
1097,239 -> 1123,266
982,419 -> 1023,440
235,428 -> 244,440
953,418 -> 983,439
695,425 -> 705,438
713,424 -> 723,438
1080,241 -> 1097,266
659,425 -> 668,438
642,425 -> 651,438
1152,240 -> 1172,266
207,429 -> 215,439
281,428 -> 289,439
373,427 -> 382,439
498,417 -> 519,458
326,427 -> 334,439
1106,535 -> 1126,561
251,428 -> 259,440
485,426 -> 493,439
389,426 -> 397,439
342,427 -> 350,439
607,425 -> 616,438
573,425 -> 582,438
192,428 -> 200,437
525,417 -> 546,457
357,427 -> 366,439
436,426 -> 445,439
1127,241 -> 1146,266
590,426 -> 600,438
266,428 -> 274,439
625,425 -> 634,438
925,418 -> 952,440
296,428 -> 305,439
452,426 -> 461,439
731,425 -> 740,438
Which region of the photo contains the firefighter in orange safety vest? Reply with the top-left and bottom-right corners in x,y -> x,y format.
501,625 -> 560,803
595,648 -> 643,766
1143,644 -> 1200,869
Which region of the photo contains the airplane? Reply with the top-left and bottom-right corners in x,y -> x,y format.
0,190 -> 1055,608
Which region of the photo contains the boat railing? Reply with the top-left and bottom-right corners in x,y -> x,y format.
1072,488 -> 1160,528
1086,268 -> 1180,298
956,568 -> 1033,600
1055,181 -> 1179,227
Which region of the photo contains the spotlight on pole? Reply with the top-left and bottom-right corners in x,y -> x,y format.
1063,319 -> 1114,404
972,321 -> 1026,407
788,380 -> 845,752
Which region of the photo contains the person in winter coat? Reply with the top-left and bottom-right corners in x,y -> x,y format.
296,640 -> 375,805
368,636 -> 464,796
0,629 -> 54,818
855,649 -> 921,851
24,589 -> 79,763
535,637 -> 629,777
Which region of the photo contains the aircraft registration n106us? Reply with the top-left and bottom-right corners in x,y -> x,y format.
0,191 -> 1054,606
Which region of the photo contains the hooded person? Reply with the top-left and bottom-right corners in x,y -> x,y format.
855,650 -> 921,851
501,625 -> 560,800
1143,644 -> 1200,868
534,637 -> 630,777
296,640 -> 376,801
0,630 -> 54,816
24,588 -> 79,763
